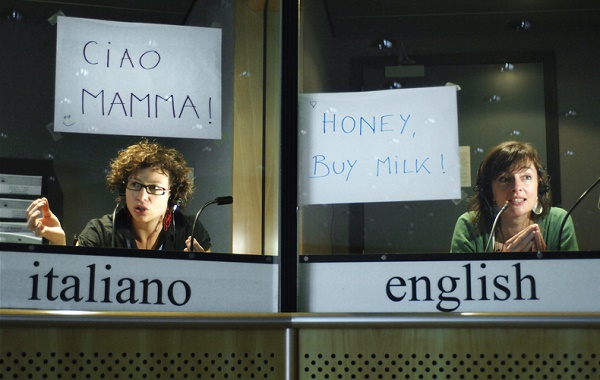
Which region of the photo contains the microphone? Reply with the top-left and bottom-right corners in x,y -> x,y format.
190,196 -> 233,252
485,201 -> 509,252
557,176 -> 600,250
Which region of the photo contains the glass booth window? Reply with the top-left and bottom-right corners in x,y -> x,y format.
298,0 -> 600,254
0,1 -> 281,256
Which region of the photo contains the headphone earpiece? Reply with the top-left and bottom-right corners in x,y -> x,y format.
536,166 -> 551,196
474,161 -> 484,192
171,198 -> 183,212
474,161 -> 495,216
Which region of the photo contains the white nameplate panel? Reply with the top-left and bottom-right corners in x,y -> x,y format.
0,174 -> 42,196
299,253 -> 600,313
0,246 -> 277,312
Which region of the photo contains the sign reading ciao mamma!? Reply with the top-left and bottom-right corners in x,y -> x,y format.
298,87 -> 460,205
54,16 -> 221,139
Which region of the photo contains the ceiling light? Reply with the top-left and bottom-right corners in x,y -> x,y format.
6,10 -> 23,21
385,81 -> 402,89
515,19 -> 533,31
373,38 -> 393,50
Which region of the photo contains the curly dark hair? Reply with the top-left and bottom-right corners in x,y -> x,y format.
470,140 -> 551,233
106,139 -> 194,207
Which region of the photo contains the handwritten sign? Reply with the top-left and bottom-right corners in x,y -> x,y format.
298,87 -> 461,205
54,16 -> 221,139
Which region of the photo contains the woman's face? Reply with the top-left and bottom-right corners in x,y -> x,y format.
491,161 -> 539,220
125,167 -> 171,227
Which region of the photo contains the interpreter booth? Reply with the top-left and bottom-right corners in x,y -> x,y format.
2,1 -> 600,380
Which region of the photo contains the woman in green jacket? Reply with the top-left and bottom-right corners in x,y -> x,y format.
451,141 -> 578,253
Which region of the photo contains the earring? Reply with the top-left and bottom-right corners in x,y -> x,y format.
163,208 -> 173,231
532,199 -> 543,215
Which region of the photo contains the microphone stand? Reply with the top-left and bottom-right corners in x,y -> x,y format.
190,196 -> 233,252
485,201 -> 509,252
111,202 -> 124,248
557,176 -> 600,250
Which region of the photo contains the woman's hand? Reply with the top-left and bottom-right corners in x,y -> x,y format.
503,224 -> 545,252
184,236 -> 211,253
26,197 -> 67,245
532,224 -> 547,251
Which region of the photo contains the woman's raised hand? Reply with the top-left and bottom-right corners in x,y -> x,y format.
26,197 -> 66,245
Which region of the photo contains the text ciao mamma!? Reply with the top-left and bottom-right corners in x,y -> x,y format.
77,41 -> 207,120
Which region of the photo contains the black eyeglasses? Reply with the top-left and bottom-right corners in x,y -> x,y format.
125,181 -> 169,195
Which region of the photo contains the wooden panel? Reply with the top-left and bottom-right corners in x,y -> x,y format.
248,0 -> 280,12
233,0 -> 264,254
264,4 -> 281,256
0,326 -> 286,379
232,0 -> 281,255
299,328 -> 600,379
3,312 -> 600,379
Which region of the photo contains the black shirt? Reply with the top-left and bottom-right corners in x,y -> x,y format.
76,208 -> 212,251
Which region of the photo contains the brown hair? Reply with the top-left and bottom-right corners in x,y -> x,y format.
106,139 -> 194,206
470,141 -> 551,232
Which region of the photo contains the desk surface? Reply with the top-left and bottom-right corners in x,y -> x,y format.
2,309 -> 600,328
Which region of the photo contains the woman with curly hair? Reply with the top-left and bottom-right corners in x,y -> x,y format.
26,139 -> 211,252
450,140 -> 578,253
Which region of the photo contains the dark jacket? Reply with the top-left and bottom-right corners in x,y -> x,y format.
76,208 -> 211,251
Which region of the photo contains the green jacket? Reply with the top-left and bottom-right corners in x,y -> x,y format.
450,207 -> 578,253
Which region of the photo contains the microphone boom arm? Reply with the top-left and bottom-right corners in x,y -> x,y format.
485,201 -> 509,252
190,196 -> 233,252
557,176 -> 600,250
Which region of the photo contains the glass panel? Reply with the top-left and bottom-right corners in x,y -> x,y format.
298,0 -> 600,253
0,0 -> 281,256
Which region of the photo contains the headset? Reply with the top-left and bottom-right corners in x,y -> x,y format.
169,197 -> 183,231
111,194 -> 125,248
